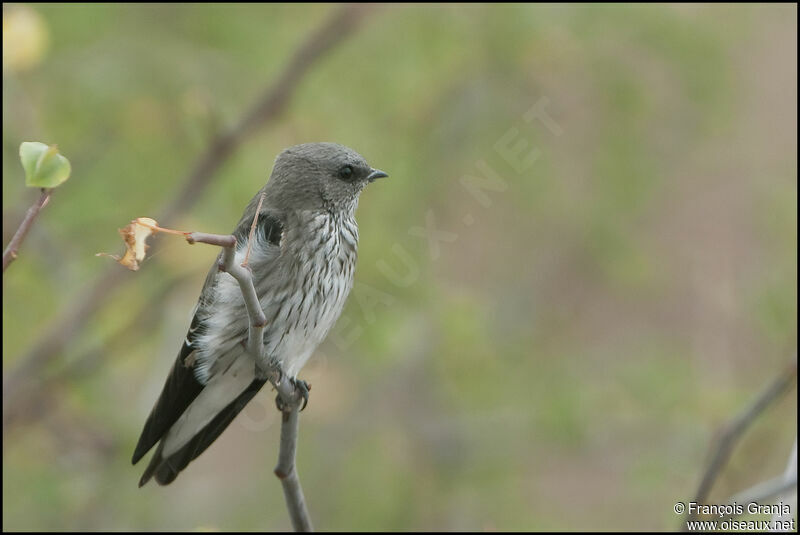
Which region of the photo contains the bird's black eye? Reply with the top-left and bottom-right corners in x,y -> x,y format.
338,165 -> 353,181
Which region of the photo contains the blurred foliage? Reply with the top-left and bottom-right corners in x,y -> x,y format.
2,3 -> 797,531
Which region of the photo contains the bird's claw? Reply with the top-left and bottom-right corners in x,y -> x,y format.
293,378 -> 311,411
274,376 -> 311,412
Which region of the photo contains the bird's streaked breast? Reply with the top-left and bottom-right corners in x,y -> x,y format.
194,210 -> 358,382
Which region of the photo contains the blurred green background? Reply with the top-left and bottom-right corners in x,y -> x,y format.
2,3 -> 797,531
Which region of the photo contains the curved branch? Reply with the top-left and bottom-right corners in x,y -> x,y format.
2,188 -> 51,273
187,231 -> 311,531
727,473 -> 797,507
772,437 -> 797,525
685,357 -> 797,526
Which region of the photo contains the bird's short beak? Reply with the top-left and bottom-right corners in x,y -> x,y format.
367,168 -> 389,182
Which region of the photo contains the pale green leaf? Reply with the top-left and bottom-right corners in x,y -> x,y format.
19,141 -> 71,188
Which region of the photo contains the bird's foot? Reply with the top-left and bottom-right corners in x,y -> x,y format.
292,378 -> 311,411
275,376 -> 311,412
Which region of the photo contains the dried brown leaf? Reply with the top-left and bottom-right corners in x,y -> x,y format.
96,217 -> 158,271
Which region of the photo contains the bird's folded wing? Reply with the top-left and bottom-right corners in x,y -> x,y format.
131,315 -> 206,465
132,197 -> 283,478
138,347 -> 266,486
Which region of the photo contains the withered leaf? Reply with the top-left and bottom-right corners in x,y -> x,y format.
97,217 -> 158,271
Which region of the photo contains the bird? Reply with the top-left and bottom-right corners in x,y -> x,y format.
132,142 -> 388,486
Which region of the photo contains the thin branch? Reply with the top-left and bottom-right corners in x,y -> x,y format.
243,191 -> 265,267
185,232 -> 236,249
685,357 -> 797,525
727,475 -> 797,509
276,407 -> 314,532
2,188 -> 51,272
685,472 -> 797,531
707,470 -> 798,525
772,437 -> 797,526
3,4 -> 374,404
186,232 -> 268,370
186,231 -> 311,530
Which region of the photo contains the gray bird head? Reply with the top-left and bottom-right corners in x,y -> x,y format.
264,142 -> 388,214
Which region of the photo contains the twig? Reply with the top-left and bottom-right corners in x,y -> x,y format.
703,469 -> 798,525
687,473 -> 800,530
771,437 -> 797,528
186,231 -> 311,531
276,407 -> 314,532
243,191 -> 265,267
685,357 -> 797,526
3,4 -> 374,404
727,474 -> 797,508
2,188 -> 51,272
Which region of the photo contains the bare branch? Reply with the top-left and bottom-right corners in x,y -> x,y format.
727,474 -> 797,508
772,437 -> 797,526
3,4 -> 374,404
243,191 -> 265,267
703,457 -> 798,525
276,407 -> 314,532
692,469 -> 799,529
685,357 -> 797,525
185,232 -> 268,370
185,232 -> 236,248
188,230 -> 312,530
2,188 -> 51,272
